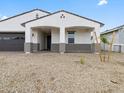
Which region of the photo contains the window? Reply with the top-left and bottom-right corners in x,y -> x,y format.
68,31 -> 75,44
0,36 -> 25,40
3,37 -> 11,40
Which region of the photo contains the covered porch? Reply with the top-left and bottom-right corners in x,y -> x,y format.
24,26 -> 94,53
31,26 -> 59,52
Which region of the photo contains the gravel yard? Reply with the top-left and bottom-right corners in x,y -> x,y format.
0,52 -> 124,93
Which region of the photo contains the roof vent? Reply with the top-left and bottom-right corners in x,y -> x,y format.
36,13 -> 39,19
60,14 -> 65,19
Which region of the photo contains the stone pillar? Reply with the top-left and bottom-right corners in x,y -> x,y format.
24,27 -> 32,53
59,27 -> 65,53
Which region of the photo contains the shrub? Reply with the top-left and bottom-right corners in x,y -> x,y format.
80,56 -> 85,64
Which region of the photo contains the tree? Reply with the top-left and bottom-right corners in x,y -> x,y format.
94,32 -> 115,62
100,35 -> 109,62
100,35 -> 109,50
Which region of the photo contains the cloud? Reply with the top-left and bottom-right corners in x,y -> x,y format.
98,0 -> 108,6
1,16 -> 8,19
0,14 -> 8,20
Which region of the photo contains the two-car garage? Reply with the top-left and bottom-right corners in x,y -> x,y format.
0,33 -> 25,51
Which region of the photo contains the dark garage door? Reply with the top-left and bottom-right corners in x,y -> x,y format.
0,33 -> 25,51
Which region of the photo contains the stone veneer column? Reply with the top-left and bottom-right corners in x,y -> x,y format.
24,27 -> 32,53
32,43 -> 40,52
24,43 -> 32,53
59,27 -> 65,53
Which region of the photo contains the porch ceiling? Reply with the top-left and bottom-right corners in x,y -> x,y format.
31,26 -> 59,33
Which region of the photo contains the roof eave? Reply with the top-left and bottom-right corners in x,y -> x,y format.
101,24 -> 124,35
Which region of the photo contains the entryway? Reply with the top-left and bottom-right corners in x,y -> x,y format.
47,35 -> 51,51
39,30 -> 51,51
31,26 -> 59,53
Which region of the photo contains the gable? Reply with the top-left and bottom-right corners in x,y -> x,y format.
0,9 -> 50,32
24,10 -> 103,29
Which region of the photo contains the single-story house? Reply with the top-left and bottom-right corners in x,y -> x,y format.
0,9 -> 104,53
101,25 -> 124,53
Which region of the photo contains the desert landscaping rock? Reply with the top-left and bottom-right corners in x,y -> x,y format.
0,52 -> 124,93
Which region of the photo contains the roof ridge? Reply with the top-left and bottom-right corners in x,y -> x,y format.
33,8 -> 51,14
109,24 -> 124,31
0,9 -> 50,22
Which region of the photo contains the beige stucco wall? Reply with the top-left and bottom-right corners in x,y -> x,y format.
32,30 -> 38,43
51,28 -> 60,44
51,28 -> 92,44
65,29 -> 92,44
73,30 -> 91,44
40,32 -> 45,50
32,29 -> 46,50
0,10 -> 49,32
26,11 -> 100,29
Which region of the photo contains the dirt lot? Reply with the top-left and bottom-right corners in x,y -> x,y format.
0,52 -> 124,93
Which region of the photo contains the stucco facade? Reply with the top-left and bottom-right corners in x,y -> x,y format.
0,9 -> 104,53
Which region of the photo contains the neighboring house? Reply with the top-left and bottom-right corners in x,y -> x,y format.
0,9 -> 104,53
101,25 -> 124,53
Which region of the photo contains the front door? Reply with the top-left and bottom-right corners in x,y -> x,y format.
47,35 -> 51,51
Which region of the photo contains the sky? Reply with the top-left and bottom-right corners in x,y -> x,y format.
0,0 -> 124,32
